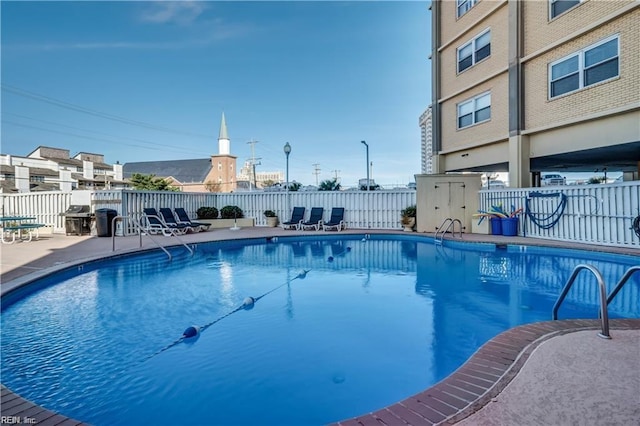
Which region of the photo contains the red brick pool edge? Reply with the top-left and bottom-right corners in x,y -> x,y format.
335,318 -> 640,426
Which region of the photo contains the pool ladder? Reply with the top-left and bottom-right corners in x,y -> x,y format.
435,218 -> 463,244
111,215 -> 194,260
552,264 -> 640,339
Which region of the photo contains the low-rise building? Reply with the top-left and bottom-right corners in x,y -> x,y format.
0,146 -> 125,193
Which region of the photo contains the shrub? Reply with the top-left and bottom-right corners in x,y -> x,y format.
196,207 -> 218,219
220,205 -> 244,219
401,205 -> 417,218
264,210 -> 277,217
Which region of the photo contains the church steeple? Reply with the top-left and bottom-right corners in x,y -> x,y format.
218,112 -> 230,155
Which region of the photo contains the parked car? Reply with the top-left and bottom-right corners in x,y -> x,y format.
484,180 -> 507,189
542,174 -> 566,186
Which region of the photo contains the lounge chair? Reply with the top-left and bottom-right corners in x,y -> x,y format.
141,208 -> 188,236
323,207 -> 346,232
174,208 -> 211,232
280,207 -> 306,230
159,208 -> 193,234
300,207 -> 324,231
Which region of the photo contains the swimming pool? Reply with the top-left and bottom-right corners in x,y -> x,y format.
1,235 -> 638,425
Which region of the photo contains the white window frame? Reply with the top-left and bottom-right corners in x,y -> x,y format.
457,29 -> 491,73
548,35 -> 619,99
457,91 -> 491,130
549,0 -> 582,20
457,0 -> 479,18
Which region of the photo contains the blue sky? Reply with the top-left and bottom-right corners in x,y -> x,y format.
1,1 -> 431,188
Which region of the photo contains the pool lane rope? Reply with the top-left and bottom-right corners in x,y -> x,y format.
328,246 -> 352,262
145,269 -> 312,361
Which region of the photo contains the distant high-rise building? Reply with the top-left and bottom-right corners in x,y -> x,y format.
419,106 -> 433,174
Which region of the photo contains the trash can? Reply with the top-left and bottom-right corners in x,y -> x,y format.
490,217 -> 502,235
95,208 -> 118,237
501,217 -> 519,236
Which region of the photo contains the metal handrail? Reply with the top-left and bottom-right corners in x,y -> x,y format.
112,215 -> 142,252
606,265 -> 640,306
552,264 -> 610,339
435,218 -> 463,244
111,215 -> 194,260
140,214 -> 194,256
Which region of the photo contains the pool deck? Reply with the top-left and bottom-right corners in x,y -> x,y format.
1,228 -> 639,425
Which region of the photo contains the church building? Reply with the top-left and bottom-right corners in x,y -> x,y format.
123,113 -> 238,192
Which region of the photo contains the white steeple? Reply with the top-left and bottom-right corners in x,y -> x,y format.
218,112 -> 230,155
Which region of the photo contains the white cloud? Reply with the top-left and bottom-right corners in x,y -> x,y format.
139,1 -> 208,25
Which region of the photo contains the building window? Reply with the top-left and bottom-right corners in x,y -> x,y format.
550,0 -> 580,19
218,162 -> 222,171
457,0 -> 479,18
457,29 -> 491,73
549,35 -> 619,99
457,92 -> 491,129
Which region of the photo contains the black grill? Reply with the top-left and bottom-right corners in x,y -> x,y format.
60,205 -> 92,236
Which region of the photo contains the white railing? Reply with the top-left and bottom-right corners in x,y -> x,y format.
479,181 -> 640,248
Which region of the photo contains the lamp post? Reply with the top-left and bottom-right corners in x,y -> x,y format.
361,140 -> 369,191
283,142 -> 291,191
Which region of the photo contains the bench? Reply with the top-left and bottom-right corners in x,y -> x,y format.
1,223 -> 47,244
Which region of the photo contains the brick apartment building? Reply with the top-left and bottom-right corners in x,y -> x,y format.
429,0 -> 639,187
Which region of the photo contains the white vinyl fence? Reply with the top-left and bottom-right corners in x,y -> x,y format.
0,191 -> 72,230
479,181 -> 640,248
2,189 -> 416,235
2,182 -> 639,248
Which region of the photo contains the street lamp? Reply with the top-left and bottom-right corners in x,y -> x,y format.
361,140 -> 369,191
283,142 -> 291,191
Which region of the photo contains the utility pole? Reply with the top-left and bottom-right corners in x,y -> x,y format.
247,139 -> 260,191
312,163 -> 321,186
332,169 -> 341,182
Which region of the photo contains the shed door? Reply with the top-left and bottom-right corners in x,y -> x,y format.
433,181 -> 466,231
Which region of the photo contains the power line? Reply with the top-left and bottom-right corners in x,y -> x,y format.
2,120 -> 209,157
1,83 -> 212,139
2,113 -> 213,157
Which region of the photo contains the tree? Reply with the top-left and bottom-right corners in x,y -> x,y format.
262,179 -> 277,188
287,182 -> 302,192
319,178 -> 341,191
129,173 -> 178,191
204,181 -> 222,192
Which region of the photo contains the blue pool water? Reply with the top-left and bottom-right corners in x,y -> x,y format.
1,235 -> 638,425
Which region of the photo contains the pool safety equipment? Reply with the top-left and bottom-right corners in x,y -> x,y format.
146,269 -> 312,360
328,246 -> 351,262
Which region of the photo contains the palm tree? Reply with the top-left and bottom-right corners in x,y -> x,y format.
319,178 -> 341,191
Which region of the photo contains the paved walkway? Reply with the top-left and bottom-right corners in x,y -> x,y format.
1,229 -> 639,425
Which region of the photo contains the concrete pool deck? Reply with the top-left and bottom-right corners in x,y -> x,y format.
1,228 -> 639,425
